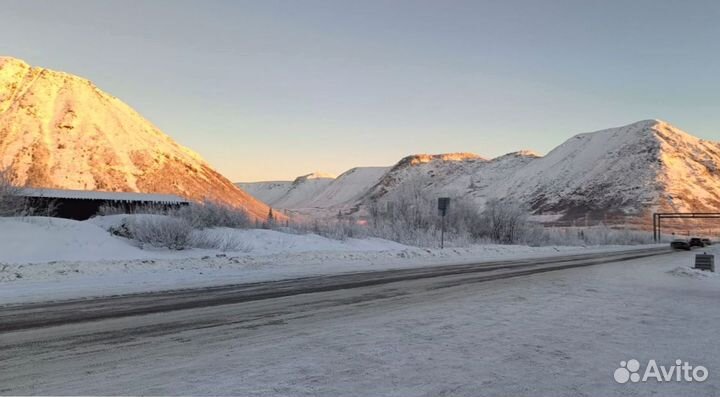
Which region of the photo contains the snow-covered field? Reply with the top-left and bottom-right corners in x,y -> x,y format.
0,216 -> 662,304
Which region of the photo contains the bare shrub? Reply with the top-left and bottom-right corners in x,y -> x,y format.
0,168 -> 28,216
98,200 -> 252,230
291,216 -> 369,241
520,224 -> 655,246
125,216 -> 192,250
362,176 -> 487,247
172,200 -> 252,229
479,199 -> 530,244
99,201 -> 252,251
291,196 -> 655,248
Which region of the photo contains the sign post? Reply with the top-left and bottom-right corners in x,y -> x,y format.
438,197 -> 450,249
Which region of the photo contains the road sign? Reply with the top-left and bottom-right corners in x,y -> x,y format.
438,197 -> 450,216
695,254 -> 715,272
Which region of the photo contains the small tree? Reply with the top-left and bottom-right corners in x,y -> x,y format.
263,207 -> 276,229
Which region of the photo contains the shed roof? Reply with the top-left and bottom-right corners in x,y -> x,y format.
21,188 -> 190,203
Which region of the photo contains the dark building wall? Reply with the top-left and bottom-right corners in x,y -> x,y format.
26,197 -> 187,220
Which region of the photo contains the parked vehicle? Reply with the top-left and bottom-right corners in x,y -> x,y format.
671,239 -> 691,250
689,237 -> 705,248
701,238 -> 712,246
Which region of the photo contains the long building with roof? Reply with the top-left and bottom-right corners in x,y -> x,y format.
20,188 -> 190,220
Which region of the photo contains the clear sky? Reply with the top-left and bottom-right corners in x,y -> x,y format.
2,0 -> 719,181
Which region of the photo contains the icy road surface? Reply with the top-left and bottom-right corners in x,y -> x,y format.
0,248 -> 718,396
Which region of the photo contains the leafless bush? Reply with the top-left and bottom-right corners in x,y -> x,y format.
362,176 -> 488,247
99,200 -> 252,230
0,168 -> 28,216
233,173 -> 651,249
479,199 -> 530,244
292,195 -> 654,248
291,216 -> 369,241
116,214 -> 252,251
172,200 -> 252,229
100,200 -> 252,251
527,225 -> 654,246
125,216 -> 193,250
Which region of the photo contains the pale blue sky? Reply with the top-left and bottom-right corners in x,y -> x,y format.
2,0 -> 719,181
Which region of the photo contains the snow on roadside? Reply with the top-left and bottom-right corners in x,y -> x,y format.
0,217 -> 160,263
0,216 -> 668,304
667,266 -> 720,280
0,216 -> 409,264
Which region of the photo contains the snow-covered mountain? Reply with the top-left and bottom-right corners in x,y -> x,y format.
305,167 -> 389,208
237,167 -> 388,211
239,152 -> 538,214
237,172 -> 335,209
0,57 -> 275,220
496,119 -> 720,222
360,152 -> 539,205
243,120 -> 720,225
236,181 -> 294,207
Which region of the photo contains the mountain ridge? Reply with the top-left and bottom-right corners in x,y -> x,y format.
242,120 -> 720,225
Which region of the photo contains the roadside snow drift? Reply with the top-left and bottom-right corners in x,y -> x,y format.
0,216 -> 408,264
0,216 -> 665,304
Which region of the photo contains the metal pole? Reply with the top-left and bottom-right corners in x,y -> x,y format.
440,213 -> 445,249
653,213 -> 657,242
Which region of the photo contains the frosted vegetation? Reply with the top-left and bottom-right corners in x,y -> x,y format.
295,183 -> 654,248
98,201 -> 252,251
1,168 -> 652,250
0,168 -> 26,216
0,167 -> 57,217
97,195 -> 653,250
95,194 -> 652,250
115,215 -> 247,252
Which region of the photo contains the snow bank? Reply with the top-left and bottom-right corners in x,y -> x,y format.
201,228 -> 408,254
0,217 -> 150,263
666,266 -> 720,280
0,216 -> 409,264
